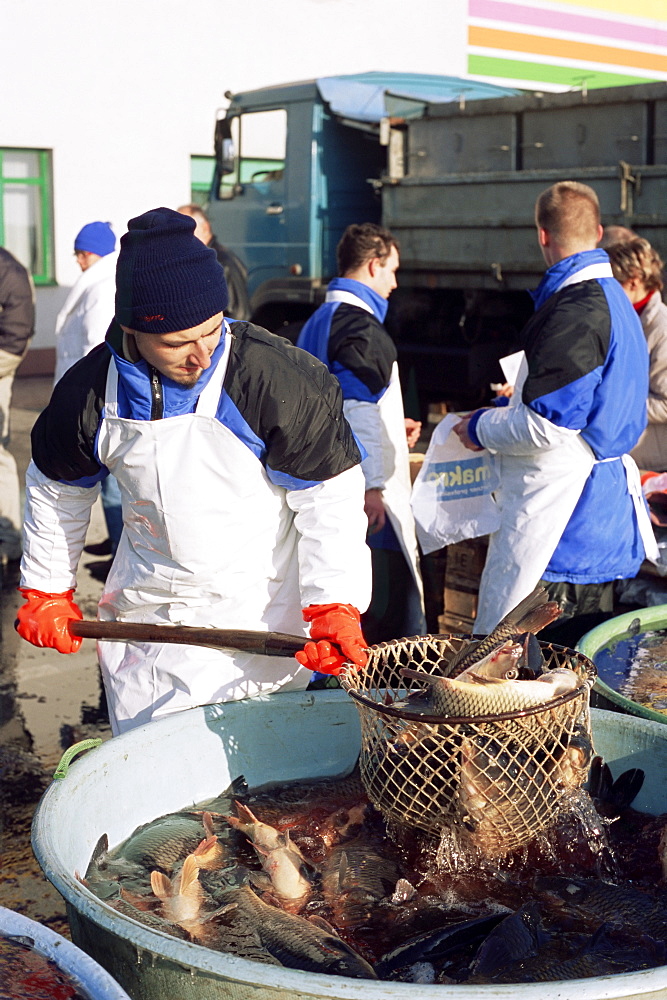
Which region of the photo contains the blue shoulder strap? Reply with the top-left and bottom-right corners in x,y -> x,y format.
296,302 -> 340,367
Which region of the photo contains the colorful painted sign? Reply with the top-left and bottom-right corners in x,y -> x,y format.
468,0 -> 667,90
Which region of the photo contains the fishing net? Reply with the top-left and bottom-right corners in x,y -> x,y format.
340,635 -> 596,858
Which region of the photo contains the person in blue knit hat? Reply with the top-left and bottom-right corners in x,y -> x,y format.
54,220 -> 121,573
54,220 -> 117,383
16,207 -> 371,735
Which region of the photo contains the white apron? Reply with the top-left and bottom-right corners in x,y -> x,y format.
473,354 -> 595,632
376,363 -> 424,600
95,333 -> 311,735
327,290 -> 423,602
474,263 -> 657,633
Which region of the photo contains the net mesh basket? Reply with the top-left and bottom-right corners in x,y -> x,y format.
340,634 -> 596,858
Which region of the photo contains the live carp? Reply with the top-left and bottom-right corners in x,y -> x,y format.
447,585 -> 562,677
81,755 -> 667,986
398,665 -> 579,717
224,801 -> 312,905
200,866 -> 377,977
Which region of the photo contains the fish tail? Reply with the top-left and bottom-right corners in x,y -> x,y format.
233,800 -> 259,824
150,870 -> 171,900
515,602 -> 562,634
202,810 -> 215,838
223,800 -> 256,832
193,834 -> 225,869
178,854 -> 203,899
501,585 -> 549,626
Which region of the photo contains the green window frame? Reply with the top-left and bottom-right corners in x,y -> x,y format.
0,148 -> 54,284
190,155 -> 216,206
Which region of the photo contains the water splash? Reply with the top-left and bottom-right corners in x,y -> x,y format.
435,825 -> 483,874
536,788 -> 619,879
432,788 -> 618,880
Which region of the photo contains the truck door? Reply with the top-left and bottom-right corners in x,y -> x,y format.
212,108 -> 289,298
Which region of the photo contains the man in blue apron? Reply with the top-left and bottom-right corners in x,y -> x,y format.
297,223 -> 425,644
454,181 -> 655,633
15,208 -> 371,734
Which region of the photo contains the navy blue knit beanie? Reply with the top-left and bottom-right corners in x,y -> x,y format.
115,207 -> 228,333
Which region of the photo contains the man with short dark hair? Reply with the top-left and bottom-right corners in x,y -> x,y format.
297,223 -> 425,645
15,207 -> 371,734
455,181 -> 655,632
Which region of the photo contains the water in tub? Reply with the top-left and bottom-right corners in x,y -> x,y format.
0,933 -> 89,999
593,620 -> 667,714
79,757 -> 667,985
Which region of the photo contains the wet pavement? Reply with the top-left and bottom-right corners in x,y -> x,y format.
0,377 -> 112,936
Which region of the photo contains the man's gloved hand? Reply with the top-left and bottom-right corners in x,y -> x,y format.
295,603 -> 368,676
15,588 -> 84,654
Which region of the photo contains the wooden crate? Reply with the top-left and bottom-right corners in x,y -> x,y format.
409,452 -> 425,484
439,536 -> 489,635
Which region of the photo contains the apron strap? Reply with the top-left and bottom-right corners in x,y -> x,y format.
195,321 -> 232,418
103,321 -> 233,420
325,289 -> 374,314
621,453 -> 660,563
104,358 -> 120,415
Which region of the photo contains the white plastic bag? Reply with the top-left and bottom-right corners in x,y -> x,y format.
411,412 -> 500,554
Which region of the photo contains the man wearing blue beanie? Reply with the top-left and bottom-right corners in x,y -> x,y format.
54,220 -> 121,571
54,220 -> 118,383
16,207 -> 371,735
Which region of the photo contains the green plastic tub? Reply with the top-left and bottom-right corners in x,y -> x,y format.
577,605 -> 667,725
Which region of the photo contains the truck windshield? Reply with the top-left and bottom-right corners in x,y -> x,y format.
218,108 -> 286,199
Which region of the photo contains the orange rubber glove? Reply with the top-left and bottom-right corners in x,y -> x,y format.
15,588 -> 83,654
295,603 -> 368,676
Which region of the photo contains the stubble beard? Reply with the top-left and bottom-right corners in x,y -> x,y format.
170,369 -> 204,388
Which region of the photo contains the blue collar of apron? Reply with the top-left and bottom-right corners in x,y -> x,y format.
530,248 -> 610,311
327,277 -> 389,323
105,319 -> 227,418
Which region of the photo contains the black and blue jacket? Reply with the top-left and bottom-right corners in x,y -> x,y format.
31,320 -> 362,492
471,249 -> 649,583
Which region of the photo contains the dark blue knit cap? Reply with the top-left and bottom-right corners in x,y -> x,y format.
115,207 -> 228,333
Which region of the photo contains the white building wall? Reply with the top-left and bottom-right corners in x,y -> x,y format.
4,0 -> 468,361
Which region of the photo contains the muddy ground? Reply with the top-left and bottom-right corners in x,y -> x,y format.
0,377 -> 112,937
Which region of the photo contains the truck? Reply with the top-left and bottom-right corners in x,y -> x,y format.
207,72 -> 667,413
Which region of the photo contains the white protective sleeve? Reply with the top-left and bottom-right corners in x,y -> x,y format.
21,460 -> 100,593
80,281 -> 115,356
475,399 -> 584,456
287,463 -> 372,613
342,398 -> 385,490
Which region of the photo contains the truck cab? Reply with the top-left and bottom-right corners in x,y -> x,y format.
208,72 -> 519,336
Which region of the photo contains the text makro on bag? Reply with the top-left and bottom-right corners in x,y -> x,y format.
411,412 -> 500,554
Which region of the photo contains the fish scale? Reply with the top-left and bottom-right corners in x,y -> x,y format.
400,667 -> 579,717
535,876 -> 667,940
118,814 -> 219,872
321,838 -> 400,930
201,872 -> 377,978
447,586 -> 562,677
